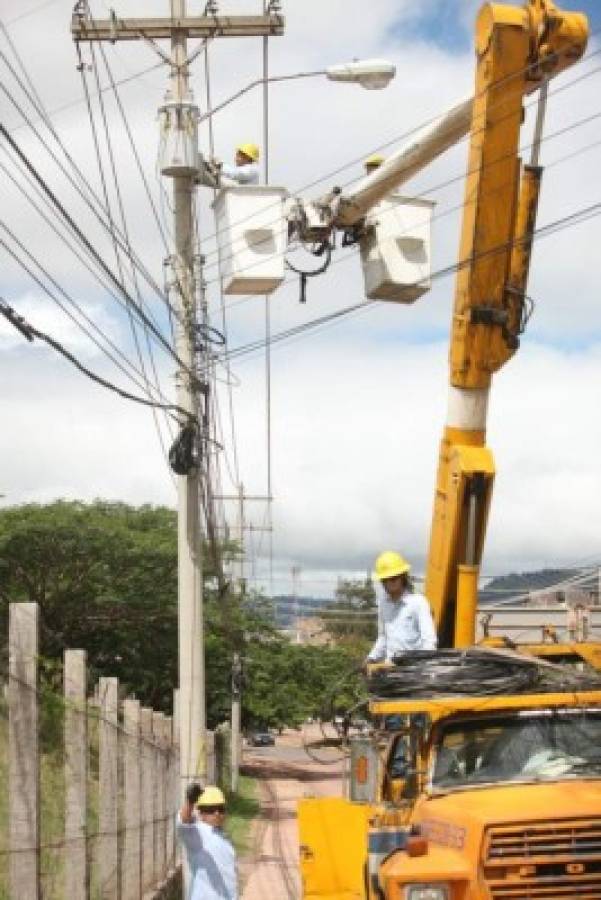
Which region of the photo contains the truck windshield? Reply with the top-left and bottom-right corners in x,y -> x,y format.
431,710 -> 601,790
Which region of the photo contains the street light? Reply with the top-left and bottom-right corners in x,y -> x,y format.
325,59 -> 396,90
198,58 -> 396,123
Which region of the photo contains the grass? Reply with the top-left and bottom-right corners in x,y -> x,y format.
225,775 -> 260,855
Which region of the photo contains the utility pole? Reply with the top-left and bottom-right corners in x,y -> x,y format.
168,0 -> 205,806
231,652 -> 242,792
71,0 -> 284,849
215,489 -> 273,593
291,564 -> 301,643
214,487 -> 271,791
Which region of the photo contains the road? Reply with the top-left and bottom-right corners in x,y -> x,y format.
240,726 -> 346,899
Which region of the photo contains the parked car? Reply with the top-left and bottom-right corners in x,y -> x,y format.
247,731 -> 275,747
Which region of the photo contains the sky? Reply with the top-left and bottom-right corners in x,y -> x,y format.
1,0 -> 600,599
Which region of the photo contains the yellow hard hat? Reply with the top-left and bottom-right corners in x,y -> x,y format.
373,551 -> 411,581
197,785 -> 226,807
364,153 -> 384,170
237,142 -> 260,162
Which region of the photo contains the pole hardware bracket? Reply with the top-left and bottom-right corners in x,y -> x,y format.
469,306 -> 508,327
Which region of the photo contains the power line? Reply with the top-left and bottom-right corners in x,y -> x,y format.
0,124 -> 193,376
217,125 -> 601,328
0,151 -> 175,402
0,47 -> 179,328
2,0 -> 61,27
79,37 -> 174,470
0,298 -> 189,420
219,198 -> 601,364
193,41 -> 601,275
0,221 -> 175,406
200,92 -> 601,290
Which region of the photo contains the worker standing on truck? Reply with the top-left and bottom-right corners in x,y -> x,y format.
177,784 -> 238,899
367,551 -> 437,662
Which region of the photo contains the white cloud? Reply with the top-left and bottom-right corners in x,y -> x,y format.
0,291 -> 121,355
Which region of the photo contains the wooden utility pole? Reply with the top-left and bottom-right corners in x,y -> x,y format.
71,5 -> 284,844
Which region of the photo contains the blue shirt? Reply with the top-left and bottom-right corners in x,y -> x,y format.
177,814 -> 238,900
368,589 -> 437,661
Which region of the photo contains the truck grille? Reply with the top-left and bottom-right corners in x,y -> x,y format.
483,820 -> 601,899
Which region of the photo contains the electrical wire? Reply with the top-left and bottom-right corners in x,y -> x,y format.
263,0 -> 274,596
0,47 -> 180,327
0,124 -> 193,377
0,219 -> 175,405
368,648 -> 601,700
218,197 -> 601,365
81,36 -> 174,469
200,98 -> 601,292
192,41 -> 601,276
0,297 -> 188,421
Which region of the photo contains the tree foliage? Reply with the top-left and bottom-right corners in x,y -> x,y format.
0,501 -> 364,730
319,576 -> 377,654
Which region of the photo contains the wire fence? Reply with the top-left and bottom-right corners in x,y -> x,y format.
1,601 -> 184,900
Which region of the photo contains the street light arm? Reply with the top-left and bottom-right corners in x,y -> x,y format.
197,59 -> 395,125
197,70 -> 325,124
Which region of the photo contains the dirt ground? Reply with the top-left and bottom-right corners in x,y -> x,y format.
240,724 -> 346,899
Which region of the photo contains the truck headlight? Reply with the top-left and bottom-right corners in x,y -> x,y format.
405,886 -> 450,900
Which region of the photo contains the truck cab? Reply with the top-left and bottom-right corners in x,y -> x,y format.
299,686 -> 601,899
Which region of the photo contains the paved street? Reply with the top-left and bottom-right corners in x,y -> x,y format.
240,725 -> 346,899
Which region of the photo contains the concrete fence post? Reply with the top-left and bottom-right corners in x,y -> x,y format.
172,690 -> 181,869
122,697 -> 141,900
9,602 -> 40,899
64,649 -> 88,900
164,714 -> 175,872
98,677 -> 119,898
153,711 -> 167,883
140,707 -> 154,891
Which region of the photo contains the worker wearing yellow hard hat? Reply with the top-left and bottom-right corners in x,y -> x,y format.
364,153 -> 385,173
367,550 -> 437,663
178,783 -> 237,898
218,141 -> 261,186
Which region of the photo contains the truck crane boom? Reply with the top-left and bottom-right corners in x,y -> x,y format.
306,0 -> 587,650
423,0 -> 587,648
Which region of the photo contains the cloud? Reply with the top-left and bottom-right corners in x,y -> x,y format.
0,291 -> 121,356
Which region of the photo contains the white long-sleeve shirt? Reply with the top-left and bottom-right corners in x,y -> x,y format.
177,814 -> 238,900
220,162 -> 260,185
368,589 -> 437,661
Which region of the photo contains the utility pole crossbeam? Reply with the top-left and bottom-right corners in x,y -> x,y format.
71,14 -> 284,42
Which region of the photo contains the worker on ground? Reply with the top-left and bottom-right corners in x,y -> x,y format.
366,551 -> 437,663
177,784 -> 238,900
364,152 -> 384,174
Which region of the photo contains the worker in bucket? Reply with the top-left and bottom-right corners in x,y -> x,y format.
364,152 -> 384,173
220,142 -> 260,184
366,551 -> 437,663
177,784 -> 238,899
201,142 -> 260,188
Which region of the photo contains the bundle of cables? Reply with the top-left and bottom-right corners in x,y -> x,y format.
367,648 -> 545,699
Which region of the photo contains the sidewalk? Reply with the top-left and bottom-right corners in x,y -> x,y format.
241,726 -> 345,899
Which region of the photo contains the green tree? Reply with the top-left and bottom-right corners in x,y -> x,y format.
0,501 -> 366,731
319,576 -> 377,654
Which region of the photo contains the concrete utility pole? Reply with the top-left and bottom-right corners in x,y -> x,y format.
71,0 -> 284,834
231,652 -> 242,792
168,0 -> 205,806
291,564 -> 301,644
